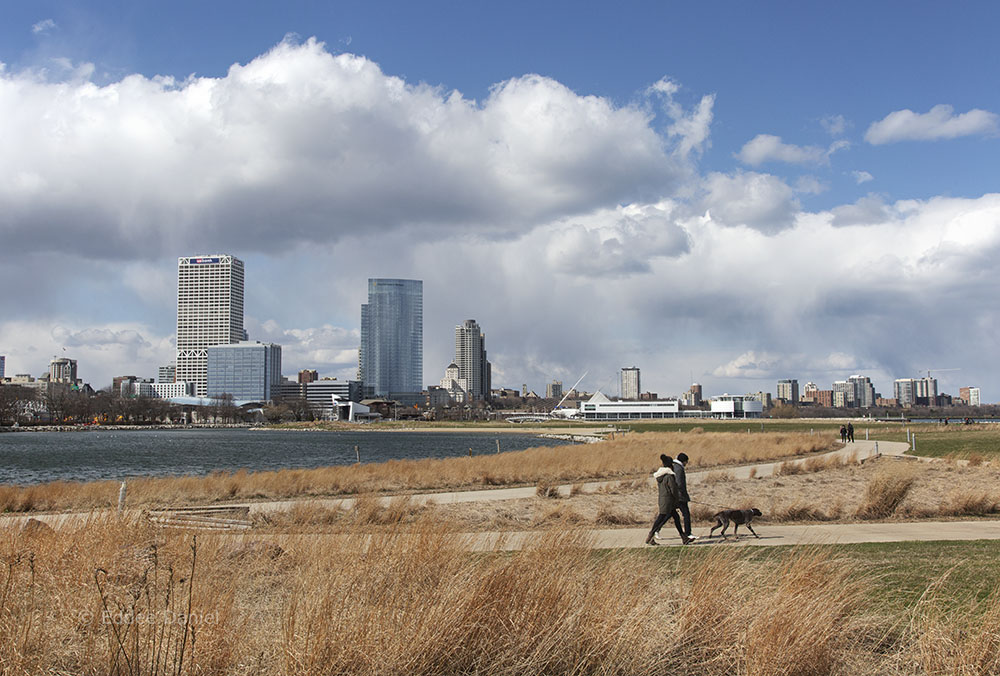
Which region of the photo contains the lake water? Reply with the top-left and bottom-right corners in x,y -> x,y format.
0,429 -> 572,485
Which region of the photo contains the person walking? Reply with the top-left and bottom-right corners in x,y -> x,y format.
847,422 -> 855,443
646,454 -> 690,546
840,425 -> 847,443
672,452 -> 697,541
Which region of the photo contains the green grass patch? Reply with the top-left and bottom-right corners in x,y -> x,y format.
627,539 -> 1000,617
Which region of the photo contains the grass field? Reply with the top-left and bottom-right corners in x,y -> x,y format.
3,517 -> 1000,675
626,418 -> 1000,460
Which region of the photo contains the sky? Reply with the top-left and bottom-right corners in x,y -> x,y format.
1,1 -> 998,401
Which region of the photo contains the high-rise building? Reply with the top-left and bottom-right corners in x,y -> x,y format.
896,377 -> 937,406
49,357 -> 77,383
776,379 -> 799,404
848,375 -> 875,408
546,381 -> 563,399
0,355 -> 4,379
206,341 -> 281,401
358,279 -> 423,398
298,369 -> 319,384
914,377 -> 938,405
832,380 -> 852,407
454,319 -> 490,400
176,255 -> 245,397
894,379 -> 915,407
158,364 -> 176,384
959,386 -> 982,406
621,367 -> 640,400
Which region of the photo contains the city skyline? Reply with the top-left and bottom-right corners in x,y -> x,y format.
1,3 -> 999,400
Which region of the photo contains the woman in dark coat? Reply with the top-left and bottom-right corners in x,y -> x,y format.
645,454 -> 690,545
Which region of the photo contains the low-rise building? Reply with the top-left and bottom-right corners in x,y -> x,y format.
579,392 -> 686,420
306,379 -> 363,418
710,394 -> 764,419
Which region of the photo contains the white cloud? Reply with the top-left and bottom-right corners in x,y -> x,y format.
830,195 -> 891,227
736,134 -> 849,167
820,114 -> 848,136
0,37 -> 692,261
648,77 -> 715,159
852,170 -> 874,184
0,320 -> 173,387
545,202 -> 690,277
865,104 -> 1000,144
31,19 -> 56,34
794,176 -> 828,195
701,171 -> 800,233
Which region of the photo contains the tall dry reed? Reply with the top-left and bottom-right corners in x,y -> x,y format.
2,515 -> 989,675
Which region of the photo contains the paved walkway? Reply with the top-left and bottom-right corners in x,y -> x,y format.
467,519 -> 1000,551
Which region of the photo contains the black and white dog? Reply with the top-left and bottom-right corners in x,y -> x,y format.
708,508 -> 763,539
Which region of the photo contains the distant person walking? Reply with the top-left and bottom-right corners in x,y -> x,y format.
646,454 -> 690,546
840,425 -> 847,443
672,452 -> 697,541
847,422 -> 855,443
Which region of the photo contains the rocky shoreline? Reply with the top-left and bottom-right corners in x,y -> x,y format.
0,423 -> 255,433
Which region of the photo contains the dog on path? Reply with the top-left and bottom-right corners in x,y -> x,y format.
708,508 -> 762,539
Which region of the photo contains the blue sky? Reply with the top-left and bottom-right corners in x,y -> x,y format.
1,2 -> 999,401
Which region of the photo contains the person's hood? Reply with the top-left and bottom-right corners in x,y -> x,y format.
652,466 -> 675,478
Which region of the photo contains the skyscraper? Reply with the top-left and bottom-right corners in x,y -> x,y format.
0,355 -> 5,379
621,367 -> 640,400
358,278 -> 423,399
176,255 -> 245,397
454,319 -> 490,400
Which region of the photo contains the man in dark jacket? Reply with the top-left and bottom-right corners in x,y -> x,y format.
645,454 -> 691,545
672,452 -> 697,541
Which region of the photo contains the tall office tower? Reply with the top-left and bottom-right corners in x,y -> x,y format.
454,319 -> 491,400
0,355 -> 5,379
158,364 -> 176,384
690,383 -> 702,405
776,379 -> 799,404
847,375 -> 875,408
176,255 -> 245,397
546,381 -> 563,399
894,379 -> 916,407
621,367 -> 641,400
298,369 -> 319,384
49,357 -> 78,383
358,279 -> 423,398
206,341 -> 281,401
970,387 -> 981,406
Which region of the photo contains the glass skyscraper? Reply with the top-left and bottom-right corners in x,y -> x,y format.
359,279 -> 423,398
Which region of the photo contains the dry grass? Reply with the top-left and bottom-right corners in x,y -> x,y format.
2,516 -> 996,675
855,465 -> 919,519
0,431 -> 836,514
